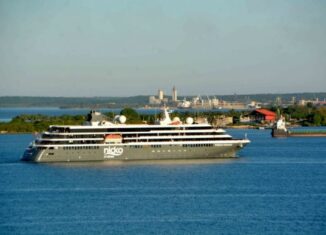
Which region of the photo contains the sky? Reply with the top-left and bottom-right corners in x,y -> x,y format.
0,0 -> 325,97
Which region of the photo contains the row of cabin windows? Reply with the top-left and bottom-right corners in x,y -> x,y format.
38,140 -> 101,145
62,146 -> 100,150
42,134 -> 101,139
182,144 -> 214,147
130,144 -> 214,148
43,131 -> 223,139
38,135 -> 231,144
152,145 -> 162,148
37,147 -> 47,150
41,144 -> 214,151
123,132 -> 225,138
49,126 -> 213,133
125,138 -> 231,143
38,137 -> 230,145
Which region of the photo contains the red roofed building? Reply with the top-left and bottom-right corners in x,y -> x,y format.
250,109 -> 276,123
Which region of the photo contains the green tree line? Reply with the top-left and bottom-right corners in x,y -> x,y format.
274,105 -> 326,126
0,114 -> 85,133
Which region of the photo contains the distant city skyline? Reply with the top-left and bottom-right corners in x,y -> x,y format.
0,0 -> 325,97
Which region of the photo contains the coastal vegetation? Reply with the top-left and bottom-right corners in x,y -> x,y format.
275,105 -> 326,126
1,106 -> 326,133
0,114 -> 85,133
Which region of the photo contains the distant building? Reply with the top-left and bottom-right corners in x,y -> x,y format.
149,96 -> 161,105
162,98 -> 168,104
158,89 -> 164,100
250,109 -> 276,123
194,117 -> 208,124
298,99 -> 306,106
213,116 -> 233,127
247,101 -> 261,109
239,115 -> 251,123
172,86 -> 178,102
149,89 -> 170,105
275,97 -> 282,106
211,98 -> 219,107
298,98 -> 326,107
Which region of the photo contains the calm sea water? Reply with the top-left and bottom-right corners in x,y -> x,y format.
1,129 -> 326,234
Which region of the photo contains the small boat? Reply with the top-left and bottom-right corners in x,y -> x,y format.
272,116 -> 326,137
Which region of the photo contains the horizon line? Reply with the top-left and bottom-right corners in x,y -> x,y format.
1,91 -> 326,98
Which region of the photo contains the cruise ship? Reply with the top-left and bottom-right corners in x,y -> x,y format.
22,109 -> 250,162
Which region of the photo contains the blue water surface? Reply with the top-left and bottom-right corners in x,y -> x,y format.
0,129 -> 326,235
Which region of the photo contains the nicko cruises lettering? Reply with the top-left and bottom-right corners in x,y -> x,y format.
104,147 -> 123,158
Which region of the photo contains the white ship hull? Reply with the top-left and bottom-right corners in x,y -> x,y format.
22,140 -> 249,163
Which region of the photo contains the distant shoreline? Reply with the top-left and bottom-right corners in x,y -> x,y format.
1,92 -> 326,108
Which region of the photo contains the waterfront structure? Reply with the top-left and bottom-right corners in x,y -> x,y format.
149,88 -> 171,105
298,98 -> 326,107
250,109 -> 276,123
178,96 -> 246,110
271,116 -> 289,137
247,101 -> 261,109
272,116 -> 326,137
149,96 -> 161,105
149,89 -> 168,105
178,99 -> 191,109
211,97 -> 220,108
213,116 -> 234,127
22,109 -> 250,162
239,115 -> 251,123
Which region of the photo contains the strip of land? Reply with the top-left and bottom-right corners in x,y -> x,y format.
1,106 -> 325,133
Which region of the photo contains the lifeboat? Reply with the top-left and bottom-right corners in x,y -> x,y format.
104,134 -> 122,143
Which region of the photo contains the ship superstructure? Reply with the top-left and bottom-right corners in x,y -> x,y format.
22,109 -> 250,162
